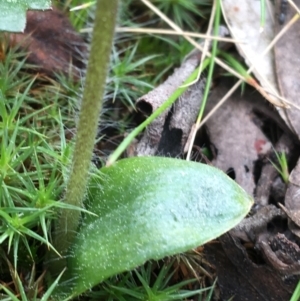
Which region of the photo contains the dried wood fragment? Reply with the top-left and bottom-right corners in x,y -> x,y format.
134,50 -> 204,157
204,232 -> 296,301
284,158 -> 300,238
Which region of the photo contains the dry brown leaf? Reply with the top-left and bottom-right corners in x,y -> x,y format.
10,7 -> 87,78
205,80 -> 271,195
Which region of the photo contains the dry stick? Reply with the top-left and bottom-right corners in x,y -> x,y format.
287,0 -> 300,15
116,27 -> 241,43
182,0 -> 216,88
140,0 -> 283,107
185,0 -> 216,160
140,0 -> 247,83
195,16 -> 300,136
251,12 -> 299,107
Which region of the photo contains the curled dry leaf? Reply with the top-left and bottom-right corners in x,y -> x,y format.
134,50 -> 205,157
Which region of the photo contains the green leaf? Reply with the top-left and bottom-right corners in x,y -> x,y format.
0,0 -> 51,32
59,157 -> 253,299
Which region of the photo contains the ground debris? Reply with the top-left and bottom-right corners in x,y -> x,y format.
205,79 -> 272,195
133,50 -> 205,157
202,78 -> 300,299
204,233 -> 297,301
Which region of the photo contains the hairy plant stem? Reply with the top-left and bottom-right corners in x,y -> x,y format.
50,0 -> 119,272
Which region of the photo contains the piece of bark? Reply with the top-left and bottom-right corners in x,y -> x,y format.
283,158 -> 300,238
255,163 -> 279,206
270,176 -> 286,204
134,50 -> 204,157
205,80 -> 272,195
9,7 -> 87,78
168,79 -> 205,151
259,233 -> 300,275
230,203 -> 300,275
156,79 -> 205,157
204,233 -> 296,301
269,233 -> 300,264
231,204 -> 286,242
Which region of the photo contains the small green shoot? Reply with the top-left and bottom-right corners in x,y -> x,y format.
186,0 -> 221,160
260,0 -> 266,32
217,50 -> 252,81
269,149 -> 289,184
62,0 -> 94,31
290,280 -> 300,301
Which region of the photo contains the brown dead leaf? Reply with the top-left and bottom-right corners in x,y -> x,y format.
205,79 -> 272,195
9,7 -> 87,78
